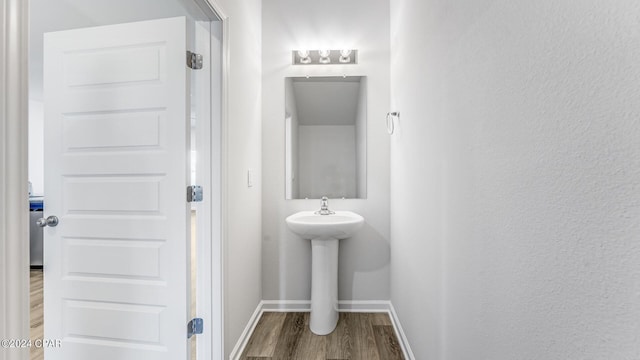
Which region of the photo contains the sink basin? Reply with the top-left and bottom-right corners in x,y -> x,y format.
285,210 -> 365,335
285,211 -> 364,240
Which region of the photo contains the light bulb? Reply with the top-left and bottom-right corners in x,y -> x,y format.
318,49 -> 331,64
297,50 -> 311,64
339,49 -> 353,63
318,49 -> 331,58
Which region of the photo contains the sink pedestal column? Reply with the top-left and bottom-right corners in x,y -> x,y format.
310,238 -> 339,335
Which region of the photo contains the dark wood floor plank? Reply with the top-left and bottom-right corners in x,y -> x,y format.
291,312 -> 326,360
271,312 -> 306,359
373,325 -> 404,360
326,312 -> 352,359
345,313 -> 380,360
242,312 -> 287,358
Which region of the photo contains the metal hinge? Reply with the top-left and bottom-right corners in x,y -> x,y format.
187,51 -> 203,70
187,318 -> 203,338
187,185 -> 203,202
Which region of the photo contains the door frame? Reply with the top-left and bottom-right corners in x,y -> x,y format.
0,0 -> 229,359
0,1 -> 30,359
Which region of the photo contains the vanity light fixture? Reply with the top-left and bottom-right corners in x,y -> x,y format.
292,49 -> 358,65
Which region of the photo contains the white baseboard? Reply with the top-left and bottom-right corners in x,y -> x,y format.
228,301 -> 264,360
262,300 -> 310,311
229,300 -> 414,360
388,302 -> 416,360
261,299 -> 392,312
338,300 -> 390,312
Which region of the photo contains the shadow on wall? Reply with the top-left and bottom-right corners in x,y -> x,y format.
275,220 -> 390,302
339,223 -> 390,300
278,226 -> 313,301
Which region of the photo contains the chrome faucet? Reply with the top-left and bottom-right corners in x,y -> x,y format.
315,196 -> 335,215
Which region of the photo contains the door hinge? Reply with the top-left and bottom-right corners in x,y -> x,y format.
187,318 -> 203,338
187,51 -> 203,70
187,185 -> 203,202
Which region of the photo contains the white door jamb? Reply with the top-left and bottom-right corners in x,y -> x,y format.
0,0 -> 30,359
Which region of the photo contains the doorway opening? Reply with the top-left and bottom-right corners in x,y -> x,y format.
27,1 -> 224,359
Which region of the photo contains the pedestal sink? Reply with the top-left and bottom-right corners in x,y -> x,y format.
285,210 -> 364,335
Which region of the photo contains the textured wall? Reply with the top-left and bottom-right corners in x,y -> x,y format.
390,0 -> 640,359
262,0 -> 391,302
389,0 -> 443,357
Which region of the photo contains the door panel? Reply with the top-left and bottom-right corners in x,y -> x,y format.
62,110 -> 163,151
43,17 -> 189,360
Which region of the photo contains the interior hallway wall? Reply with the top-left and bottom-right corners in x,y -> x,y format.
261,0 -> 391,302
389,0 -> 640,359
215,0 -> 263,358
27,100 -> 43,195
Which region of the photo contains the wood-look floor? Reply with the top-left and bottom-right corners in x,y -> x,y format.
240,312 -> 404,360
32,270 -> 402,360
30,270 -> 44,360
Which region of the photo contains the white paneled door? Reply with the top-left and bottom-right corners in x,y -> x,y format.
43,17 -> 191,360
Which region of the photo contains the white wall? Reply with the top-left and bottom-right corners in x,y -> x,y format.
28,100 -> 44,195
262,0 -> 390,302
213,0 -> 263,358
390,0 -> 640,359
389,0 -> 443,357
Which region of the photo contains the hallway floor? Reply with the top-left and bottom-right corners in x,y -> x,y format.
30,269 -> 43,360
240,312 -> 404,360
